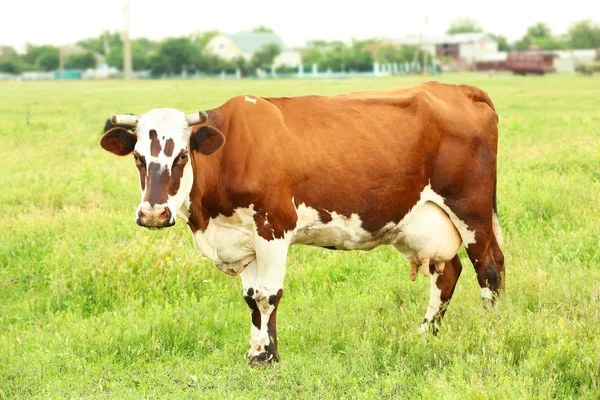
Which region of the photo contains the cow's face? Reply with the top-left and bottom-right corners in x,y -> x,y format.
100,108 -> 224,229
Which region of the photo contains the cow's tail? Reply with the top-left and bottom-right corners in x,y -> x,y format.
492,170 -> 504,249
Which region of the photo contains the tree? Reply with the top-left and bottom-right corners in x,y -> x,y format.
37,49 -> 60,71
397,45 -> 431,66
252,26 -> 275,33
515,22 -> 565,50
251,43 -> 281,69
306,40 -> 329,48
344,40 -> 374,71
191,30 -> 220,49
64,52 -> 97,69
0,46 -> 19,62
446,18 -> 483,35
568,20 -> 600,49
77,37 -> 104,55
149,37 -> 202,75
532,36 -> 566,50
23,44 -> 58,66
320,42 -> 345,71
376,44 -> 405,63
0,46 -> 22,74
107,38 -> 154,71
490,34 -> 509,51
231,56 -> 251,76
526,22 -> 552,39
301,48 -> 323,66
78,31 -> 123,55
317,40 -> 375,72
0,60 -> 21,74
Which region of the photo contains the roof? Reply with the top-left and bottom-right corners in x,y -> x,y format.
225,32 -> 290,54
444,32 -> 493,44
555,49 -> 597,61
395,33 -> 495,46
475,52 -> 508,62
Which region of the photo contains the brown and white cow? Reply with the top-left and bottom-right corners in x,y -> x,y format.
100,81 -> 504,364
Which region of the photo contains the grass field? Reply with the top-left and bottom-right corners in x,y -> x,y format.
0,73 -> 599,399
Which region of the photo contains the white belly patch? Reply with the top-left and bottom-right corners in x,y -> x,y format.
291,184 -> 474,263
189,185 -> 474,276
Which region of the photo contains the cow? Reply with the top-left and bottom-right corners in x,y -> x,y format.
100,81 -> 504,365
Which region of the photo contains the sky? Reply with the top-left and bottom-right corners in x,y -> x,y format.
1,0 -> 599,52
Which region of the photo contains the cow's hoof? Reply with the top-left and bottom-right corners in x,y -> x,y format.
418,319 -> 440,336
247,351 -> 276,367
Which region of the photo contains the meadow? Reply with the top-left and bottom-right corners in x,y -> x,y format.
0,73 -> 599,399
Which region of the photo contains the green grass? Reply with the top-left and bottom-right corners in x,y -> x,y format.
1,73 -> 599,399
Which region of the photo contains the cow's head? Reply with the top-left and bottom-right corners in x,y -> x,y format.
100,108 -> 225,228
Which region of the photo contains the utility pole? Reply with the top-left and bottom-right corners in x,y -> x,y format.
103,32 -> 110,57
58,46 -> 64,79
423,16 -> 429,74
412,32 -> 421,72
122,0 -> 132,79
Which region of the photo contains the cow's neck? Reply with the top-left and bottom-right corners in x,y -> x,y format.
185,113 -> 230,233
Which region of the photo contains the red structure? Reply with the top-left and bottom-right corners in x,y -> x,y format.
506,52 -> 555,75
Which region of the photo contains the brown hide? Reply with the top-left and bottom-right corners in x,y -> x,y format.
187,82 -> 498,241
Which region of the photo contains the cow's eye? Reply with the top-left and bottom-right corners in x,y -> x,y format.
179,153 -> 188,161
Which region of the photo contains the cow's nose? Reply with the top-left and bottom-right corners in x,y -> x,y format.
137,205 -> 173,228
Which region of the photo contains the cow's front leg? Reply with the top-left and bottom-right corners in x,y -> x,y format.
240,235 -> 289,365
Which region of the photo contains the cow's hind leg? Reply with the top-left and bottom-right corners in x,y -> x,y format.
465,232 -> 504,305
240,236 -> 289,366
420,255 -> 463,334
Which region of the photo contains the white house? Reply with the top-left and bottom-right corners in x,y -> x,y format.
205,32 -> 301,68
554,49 -> 598,72
393,32 -> 500,66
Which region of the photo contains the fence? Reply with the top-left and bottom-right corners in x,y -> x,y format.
0,62 -> 438,81
209,62 -> 438,80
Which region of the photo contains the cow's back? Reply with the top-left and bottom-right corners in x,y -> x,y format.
195,82 -> 498,239
254,82 -> 498,232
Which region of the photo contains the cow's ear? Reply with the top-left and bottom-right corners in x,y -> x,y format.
190,126 -> 225,155
100,127 -> 137,156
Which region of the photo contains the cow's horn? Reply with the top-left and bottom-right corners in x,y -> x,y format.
186,110 -> 208,126
110,114 -> 139,128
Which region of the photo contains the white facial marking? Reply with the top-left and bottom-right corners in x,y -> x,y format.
133,108 -> 194,225
245,96 -> 257,104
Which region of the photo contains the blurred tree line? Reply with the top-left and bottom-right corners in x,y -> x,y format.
1,19 -> 599,74
447,18 -> 600,52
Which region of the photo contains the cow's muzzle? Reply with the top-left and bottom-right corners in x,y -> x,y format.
137,205 -> 174,229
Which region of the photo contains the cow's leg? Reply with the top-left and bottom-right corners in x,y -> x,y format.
419,255 -> 463,334
240,236 -> 289,365
465,232 -> 504,306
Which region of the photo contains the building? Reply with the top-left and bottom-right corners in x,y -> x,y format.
205,32 -> 301,67
393,32 -> 501,69
554,49 -> 598,72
